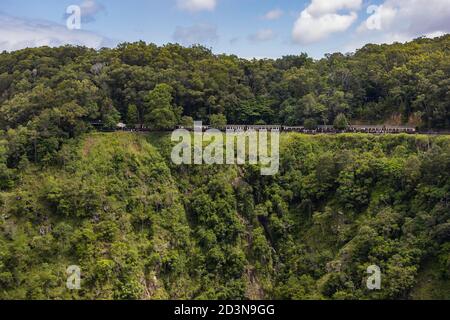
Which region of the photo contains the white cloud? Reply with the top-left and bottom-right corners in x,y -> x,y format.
263,9 -> 284,20
425,30 -> 446,38
341,0 -> 450,54
307,0 -> 362,15
0,14 -> 111,52
79,0 -> 106,22
359,4 -> 397,32
248,29 -> 276,42
177,0 -> 217,12
173,24 -> 218,45
358,0 -> 450,40
293,0 -> 361,44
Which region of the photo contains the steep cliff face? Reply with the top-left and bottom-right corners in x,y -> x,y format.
0,133 -> 197,299
0,132 -> 449,300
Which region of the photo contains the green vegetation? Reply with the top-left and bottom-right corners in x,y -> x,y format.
334,113 -> 350,130
0,36 -> 449,175
0,133 -> 196,299
0,36 -> 449,300
209,114 -> 228,128
411,257 -> 450,300
143,84 -> 182,130
0,132 -> 448,300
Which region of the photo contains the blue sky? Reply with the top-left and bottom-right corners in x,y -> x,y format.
0,0 -> 449,58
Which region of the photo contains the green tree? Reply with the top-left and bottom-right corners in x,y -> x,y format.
126,104 -> 139,125
180,116 -> 194,129
146,108 -> 178,130
102,105 -> 121,130
209,114 -> 227,128
333,113 -> 349,130
143,83 -> 174,115
304,118 -> 318,130
143,84 -> 181,129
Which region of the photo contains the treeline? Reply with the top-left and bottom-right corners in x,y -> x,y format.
0,35 -> 449,167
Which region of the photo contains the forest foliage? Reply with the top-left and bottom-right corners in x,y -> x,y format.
0,36 -> 449,300
0,35 -> 449,173
0,132 -> 449,299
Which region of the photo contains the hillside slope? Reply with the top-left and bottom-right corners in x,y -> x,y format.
0,132 -> 449,300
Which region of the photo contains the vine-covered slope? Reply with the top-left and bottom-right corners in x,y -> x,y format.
0,132 -> 449,299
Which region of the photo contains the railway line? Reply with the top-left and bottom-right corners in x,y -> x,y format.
94,122 -> 450,135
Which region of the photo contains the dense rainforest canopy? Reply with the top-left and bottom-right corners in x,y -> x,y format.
0,35 -> 449,166
0,133 -> 449,299
0,36 -> 449,300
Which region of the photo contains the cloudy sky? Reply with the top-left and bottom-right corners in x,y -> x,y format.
0,0 -> 449,58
